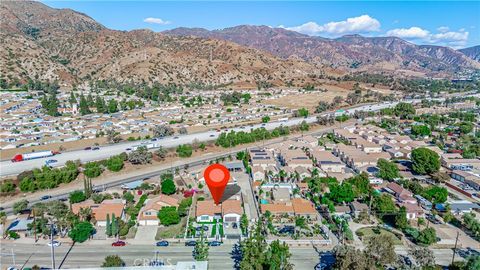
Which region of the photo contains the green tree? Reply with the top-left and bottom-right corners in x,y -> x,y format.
161,179 -> 176,195
240,213 -> 249,236
412,125 -> 431,137
177,197 -> 192,217
13,199 -> 29,214
411,148 -> 440,175
79,94 -> 91,115
194,230 -> 209,261
417,227 -> 437,246
465,255 -> 480,270
395,206 -> 408,230
297,108 -> 309,118
122,192 -> 134,203
105,214 -> 112,237
158,206 -> 180,225
265,240 -> 294,270
106,156 -> 124,172
95,96 -> 106,113
68,221 -> 94,243
69,91 -> 76,105
107,99 -> 118,113
69,190 -> 86,204
458,121 -> 474,134
262,116 -> 270,123
327,182 -> 354,203
373,194 -> 397,220
128,146 -> 152,164
394,102 -> 415,118
377,159 -> 400,180
423,186 -> 448,204
111,213 -> 119,237
101,255 -> 125,267
0,181 -> 16,193
299,120 -> 309,131
365,234 -> 397,266
176,144 -> 193,158
84,161 -> 103,178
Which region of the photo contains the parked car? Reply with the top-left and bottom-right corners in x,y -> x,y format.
208,241 -> 222,246
84,147 -> 92,150
40,195 -> 52,201
185,241 -> 196,246
196,225 -> 209,231
156,241 -> 169,247
112,241 -> 126,247
47,240 -> 61,247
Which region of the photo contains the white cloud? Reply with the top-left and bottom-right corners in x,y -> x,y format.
386,27 -> 430,39
386,26 -> 469,48
284,15 -> 380,36
143,17 -> 171,25
437,26 -> 449,33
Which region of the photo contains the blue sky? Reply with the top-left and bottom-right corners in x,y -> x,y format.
43,1 -> 479,48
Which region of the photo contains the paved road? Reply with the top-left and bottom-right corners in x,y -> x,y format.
0,241 -> 325,269
0,241 -> 464,269
0,101 -> 405,177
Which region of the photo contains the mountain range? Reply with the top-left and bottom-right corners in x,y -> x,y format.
1,0 -> 479,89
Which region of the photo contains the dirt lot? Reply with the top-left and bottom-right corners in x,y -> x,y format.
264,83 -> 394,111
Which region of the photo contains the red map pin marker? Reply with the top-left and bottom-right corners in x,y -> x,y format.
204,164 -> 230,205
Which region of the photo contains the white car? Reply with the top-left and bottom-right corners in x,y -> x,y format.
47,240 -> 61,247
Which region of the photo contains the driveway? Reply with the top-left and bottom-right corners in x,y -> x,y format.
133,225 -> 157,244
233,172 -> 259,222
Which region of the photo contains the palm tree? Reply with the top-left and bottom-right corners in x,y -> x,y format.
79,207 -> 92,222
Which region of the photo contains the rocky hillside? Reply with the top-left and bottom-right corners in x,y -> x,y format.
165,26 -> 480,76
459,45 -> 480,62
0,1 -> 319,88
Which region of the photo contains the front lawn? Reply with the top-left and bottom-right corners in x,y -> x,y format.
356,226 -> 403,245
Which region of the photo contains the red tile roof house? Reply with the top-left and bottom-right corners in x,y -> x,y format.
72,199 -> 125,227
195,199 -> 243,223
386,182 -> 417,204
137,195 -> 179,226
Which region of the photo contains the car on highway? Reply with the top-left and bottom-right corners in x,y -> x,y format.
40,195 -> 52,201
45,159 -> 58,164
58,198 -> 68,202
209,134 -> 215,137
125,148 -> 132,151
92,147 -> 100,150
47,240 -> 61,247
112,240 -> 126,247
173,136 -> 179,139
84,147 -> 92,150
185,240 -> 196,246
156,240 -> 169,247
208,241 -> 222,246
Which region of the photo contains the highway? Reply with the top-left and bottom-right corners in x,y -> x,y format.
0,101 -> 401,177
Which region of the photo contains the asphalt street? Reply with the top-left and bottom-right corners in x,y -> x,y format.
0,241 -> 327,269
0,241 -> 463,269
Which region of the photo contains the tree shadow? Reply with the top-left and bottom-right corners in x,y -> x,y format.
58,242 -> 75,269
230,242 -> 242,270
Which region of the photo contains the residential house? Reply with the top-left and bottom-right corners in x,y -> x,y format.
196,200 -> 222,223
72,199 -> 125,227
222,199 -> 243,223
451,170 -> 480,191
350,201 -> 369,218
386,182 -> 416,204
138,195 -> 179,226
292,198 -> 318,221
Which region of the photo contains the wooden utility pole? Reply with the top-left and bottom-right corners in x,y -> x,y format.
451,231 -> 460,265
